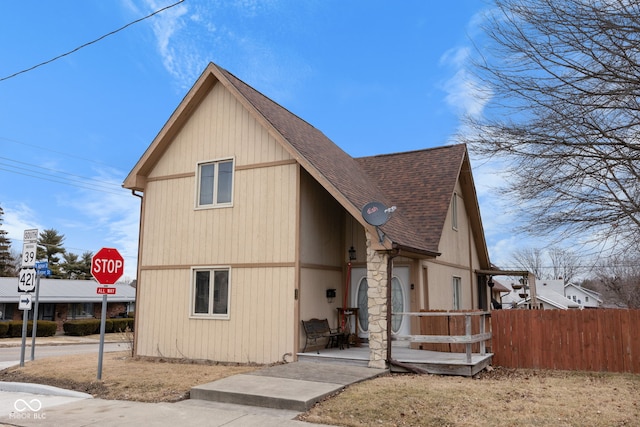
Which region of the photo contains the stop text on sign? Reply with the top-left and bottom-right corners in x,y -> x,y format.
92,258 -> 123,275
91,247 -> 124,285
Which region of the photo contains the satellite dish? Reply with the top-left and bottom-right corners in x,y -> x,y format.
361,201 -> 390,226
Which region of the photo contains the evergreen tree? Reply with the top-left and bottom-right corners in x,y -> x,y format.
79,251 -> 93,280
0,206 -> 14,277
60,251 -> 93,280
37,228 -> 66,278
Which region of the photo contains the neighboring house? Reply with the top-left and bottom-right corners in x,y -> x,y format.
123,62 -> 496,368
489,279 -> 511,308
515,279 -> 580,310
0,278 -> 135,330
564,283 -> 602,308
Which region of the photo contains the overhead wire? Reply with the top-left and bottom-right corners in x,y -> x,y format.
0,136 -> 115,168
0,156 -> 124,194
0,0 -> 185,82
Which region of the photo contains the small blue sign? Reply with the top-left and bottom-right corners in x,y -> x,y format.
35,261 -> 48,272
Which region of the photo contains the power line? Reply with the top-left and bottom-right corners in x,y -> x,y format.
0,0 -> 185,82
0,136 -> 115,168
0,166 -> 126,196
0,156 -> 122,191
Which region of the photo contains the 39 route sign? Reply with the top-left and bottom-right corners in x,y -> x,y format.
91,248 -> 124,285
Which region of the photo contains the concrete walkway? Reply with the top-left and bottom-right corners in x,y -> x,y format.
191,361 -> 386,411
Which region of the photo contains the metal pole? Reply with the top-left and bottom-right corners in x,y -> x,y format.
97,294 -> 107,380
19,305 -> 28,367
30,275 -> 41,361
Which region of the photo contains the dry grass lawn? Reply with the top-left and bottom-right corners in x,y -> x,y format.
0,351 -> 638,426
0,351 -> 258,402
300,368 -> 640,427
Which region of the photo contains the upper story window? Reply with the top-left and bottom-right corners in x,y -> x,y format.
451,192 -> 458,230
197,158 -> 234,208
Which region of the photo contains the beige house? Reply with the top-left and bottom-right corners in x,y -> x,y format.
124,62 -> 494,368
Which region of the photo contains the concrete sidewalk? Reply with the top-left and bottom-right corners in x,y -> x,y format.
0,392 -> 326,426
0,361 -> 386,426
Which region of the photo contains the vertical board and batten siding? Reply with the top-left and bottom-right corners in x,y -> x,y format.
298,170 -> 345,349
425,182 -> 482,310
492,309 -> 640,373
137,268 -> 294,363
137,81 -> 299,364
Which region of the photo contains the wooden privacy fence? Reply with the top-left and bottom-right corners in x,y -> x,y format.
492,309 -> 640,373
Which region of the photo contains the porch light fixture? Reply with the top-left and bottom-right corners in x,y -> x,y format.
488,277 -> 494,288
348,246 -> 356,261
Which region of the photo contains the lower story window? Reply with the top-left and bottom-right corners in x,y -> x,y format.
192,267 -> 230,318
69,303 -> 94,319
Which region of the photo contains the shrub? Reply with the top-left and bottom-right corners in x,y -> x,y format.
111,318 -> 130,333
0,322 -> 9,337
104,319 -> 114,334
33,320 -> 57,337
63,319 -> 100,336
5,321 -> 57,337
8,321 -> 23,337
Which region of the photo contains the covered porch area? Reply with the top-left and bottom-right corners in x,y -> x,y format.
298,310 -> 494,377
297,345 -> 492,377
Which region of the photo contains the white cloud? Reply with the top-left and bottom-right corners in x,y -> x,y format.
61,168 -> 140,278
2,204 -> 43,244
439,47 -> 491,119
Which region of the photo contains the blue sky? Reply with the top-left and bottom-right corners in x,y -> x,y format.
1,0 -> 515,280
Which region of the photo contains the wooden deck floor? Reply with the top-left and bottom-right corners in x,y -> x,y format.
297,345 -> 492,377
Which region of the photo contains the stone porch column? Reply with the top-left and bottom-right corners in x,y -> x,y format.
366,231 -> 388,369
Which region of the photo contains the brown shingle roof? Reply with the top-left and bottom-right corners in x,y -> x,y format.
356,145 -> 466,252
126,62 -> 480,257
220,67 -> 449,255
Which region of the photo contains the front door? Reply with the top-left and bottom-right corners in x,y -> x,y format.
351,266 -> 411,342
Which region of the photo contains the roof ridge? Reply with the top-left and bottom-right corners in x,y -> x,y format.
355,143 -> 465,160
218,66 -> 324,136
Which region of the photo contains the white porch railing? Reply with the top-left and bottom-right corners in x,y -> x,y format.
393,311 -> 492,364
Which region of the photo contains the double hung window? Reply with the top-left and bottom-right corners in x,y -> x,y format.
197,159 -> 234,208
192,267 -> 230,318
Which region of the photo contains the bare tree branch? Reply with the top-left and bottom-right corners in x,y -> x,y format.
464,0 -> 640,255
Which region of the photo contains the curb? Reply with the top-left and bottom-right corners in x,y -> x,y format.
0,381 -> 93,399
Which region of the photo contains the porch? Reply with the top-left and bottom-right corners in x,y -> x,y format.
297,345 -> 492,377
298,310 -> 493,377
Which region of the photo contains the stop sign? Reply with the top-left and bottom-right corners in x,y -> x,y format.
91,247 -> 124,285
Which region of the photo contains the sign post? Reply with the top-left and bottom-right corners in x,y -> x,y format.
91,248 -> 124,380
30,262 -> 48,361
19,229 -> 38,368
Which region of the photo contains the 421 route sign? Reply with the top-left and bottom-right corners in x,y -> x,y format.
18,269 -> 36,293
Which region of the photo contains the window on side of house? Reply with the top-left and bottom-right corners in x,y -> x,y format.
453,276 -> 462,310
451,192 -> 458,230
191,267 -> 230,318
69,303 -> 94,319
196,158 -> 234,208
